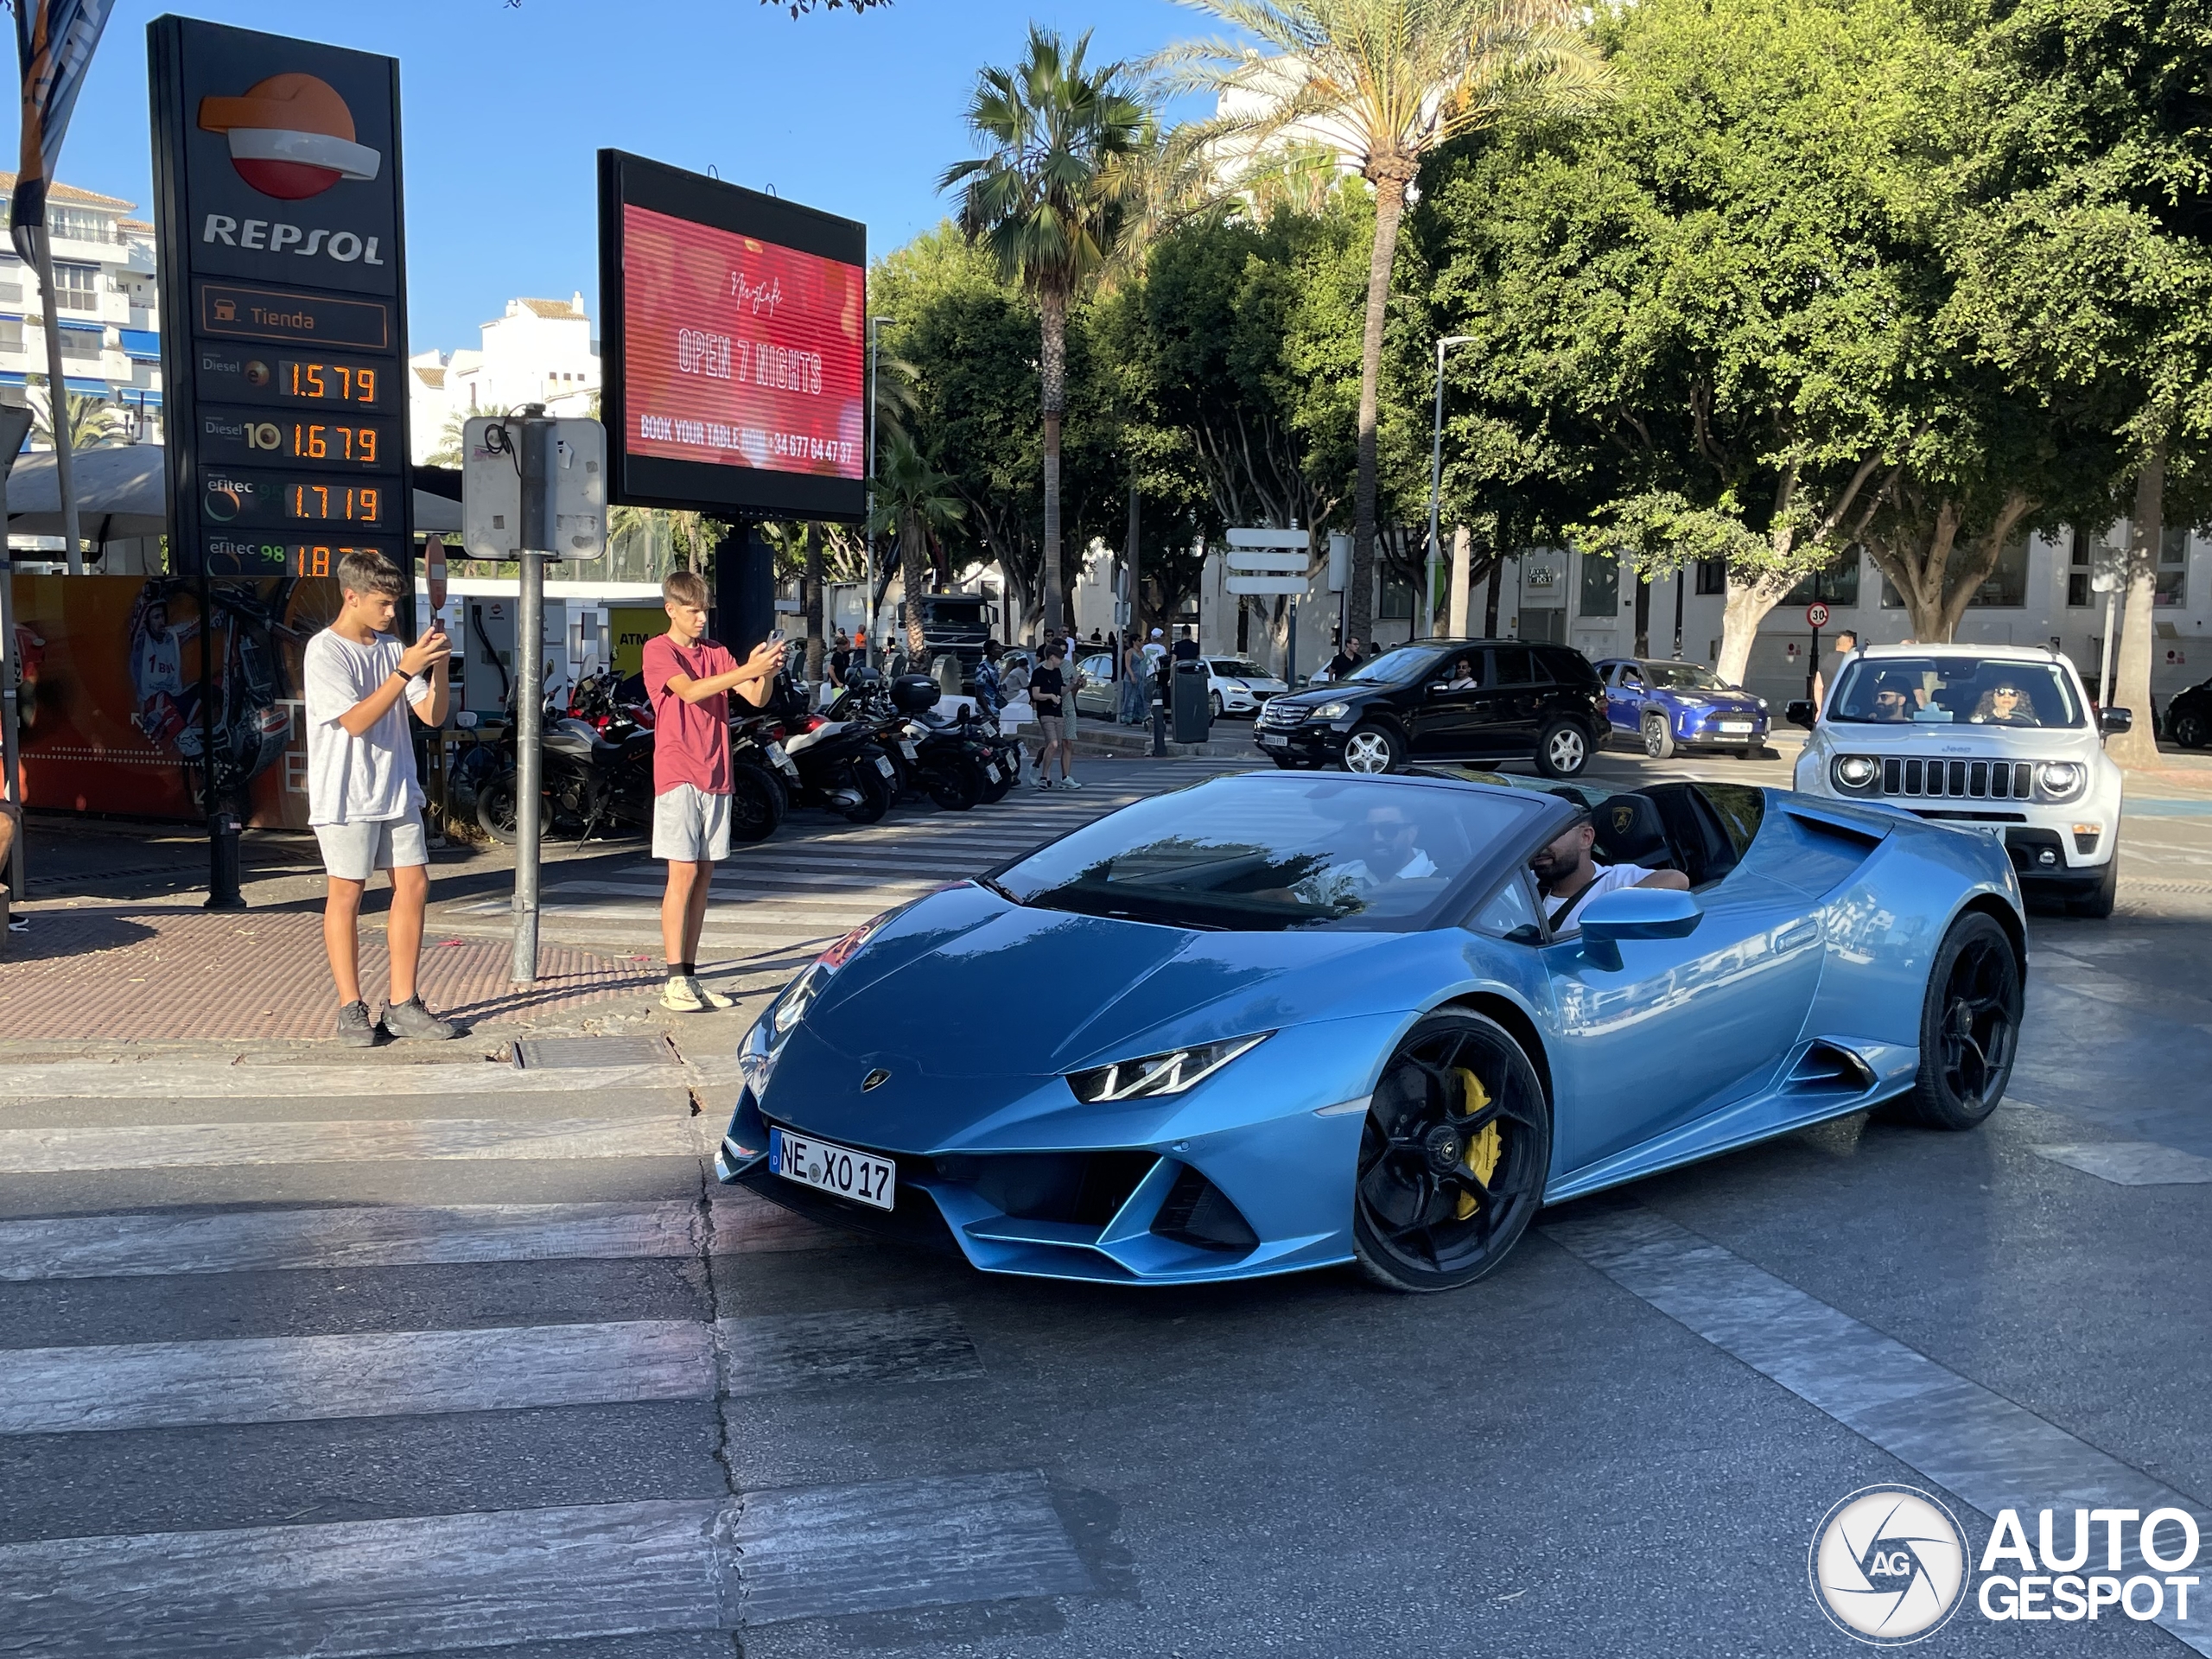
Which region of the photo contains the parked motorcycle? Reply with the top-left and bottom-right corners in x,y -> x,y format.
882,673 -> 998,810
766,673 -> 899,823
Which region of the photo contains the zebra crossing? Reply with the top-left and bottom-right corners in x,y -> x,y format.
446,755 -> 1261,958
0,1049 -> 1101,1654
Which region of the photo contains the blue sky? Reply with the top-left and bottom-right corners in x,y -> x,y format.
54,0 -> 1217,354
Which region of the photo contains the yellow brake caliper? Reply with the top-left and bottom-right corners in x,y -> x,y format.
1451,1067 -> 1503,1221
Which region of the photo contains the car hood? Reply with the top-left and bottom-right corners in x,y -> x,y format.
1811,720 -> 2094,753
1657,687 -> 1763,711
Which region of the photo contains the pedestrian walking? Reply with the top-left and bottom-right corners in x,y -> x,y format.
303,550 -> 455,1046
974,639 -> 1005,721
1119,636 -> 1147,725
1030,641 -> 1076,788
642,571 -> 786,1013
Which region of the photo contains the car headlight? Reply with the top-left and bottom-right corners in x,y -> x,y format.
1312,702 -> 1351,721
1067,1033 -> 1270,1103
2037,761 -> 2085,797
1832,754 -> 1879,790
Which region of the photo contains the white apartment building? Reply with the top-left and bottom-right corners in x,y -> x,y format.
410,293 -> 600,464
0,174 -> 162,440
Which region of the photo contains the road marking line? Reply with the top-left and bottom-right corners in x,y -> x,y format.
0,1059 -> 683,1104
2030,1142 -> 2212,1185
0,1471 -> 1090,1653
1545,1205 -> 2212,1654
0,1115 -> 701,1173
0,1304 -> 984,1433
0,1498 -> 740,1658
0,1192 -> 840,1280
734,1470 -> 1090,1626
721,1304 -> 983,1397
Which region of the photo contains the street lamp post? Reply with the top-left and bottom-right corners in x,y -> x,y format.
864,315 -> 897,671
1425,335 -> 1476,639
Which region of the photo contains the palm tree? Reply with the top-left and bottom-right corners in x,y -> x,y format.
868,433 -> 966,658
427,404 -> 512,469
1171,0 -> 1611,644
942,27 -> 1152,633
29,387 -> 126,452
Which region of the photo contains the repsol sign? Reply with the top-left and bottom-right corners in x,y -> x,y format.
201,213 -> 385,265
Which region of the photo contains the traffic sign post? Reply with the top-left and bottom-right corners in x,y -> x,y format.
1805,601 -> 1829,699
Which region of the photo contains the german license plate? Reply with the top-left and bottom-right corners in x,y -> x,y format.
874,754 -> 897,779
769,1128 -> 895,1211
1258,734 -> 1287,747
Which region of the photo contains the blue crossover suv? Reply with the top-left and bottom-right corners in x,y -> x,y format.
1596,658 -> 1770,760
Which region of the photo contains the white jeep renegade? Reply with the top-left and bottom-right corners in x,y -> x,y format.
1789,644 -> 2130,918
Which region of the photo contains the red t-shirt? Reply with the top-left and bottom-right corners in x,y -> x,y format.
643,633 -> 736,795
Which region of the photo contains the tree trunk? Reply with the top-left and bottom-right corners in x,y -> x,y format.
900,515 -> 929,658
1446,524 -> 1471,638
1347,163 -> 1413,650
1039,284 -> 1069,634
1484,556 -> 1504,637
1633,571 -> 1650,658
2107,439 -> 2166,767
803,527 -> 825,684
1714,571 -> 1794,688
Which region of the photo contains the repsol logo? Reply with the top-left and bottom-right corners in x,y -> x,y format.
201,213 -> 385,265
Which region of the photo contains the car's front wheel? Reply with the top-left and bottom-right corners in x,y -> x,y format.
1340,724 -> 1402,774
1209,690 -> 1224,719
2172,709 -> 2208,749
1351,1010 -> 1552,1293
2067,854 -> 2119,919
1643,713 -> 1675,760
1535,719 -> 1592,779
1899,911 -> 2022,1129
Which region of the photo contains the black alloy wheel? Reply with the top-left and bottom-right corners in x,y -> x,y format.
925,759 -> 982,811
979,757 -> 1015,803
728,764 -> 782,843
1535,718 -> 1592,779
475,772 -> 564,844
1351,1010 -> 1553,1293
2173,710 -> 2209,749
1900,912 -> 2022,1129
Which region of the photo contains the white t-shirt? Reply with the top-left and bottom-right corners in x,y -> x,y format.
304,629 -> 429,825
1546,861 -> 1647,934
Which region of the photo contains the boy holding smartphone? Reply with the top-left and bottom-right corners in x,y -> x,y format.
304,550 -> 454,1046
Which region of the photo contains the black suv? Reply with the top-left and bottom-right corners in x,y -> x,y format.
1253,639 -> 1605,778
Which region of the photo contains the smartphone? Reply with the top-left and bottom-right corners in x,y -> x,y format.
767,628 -> 786,645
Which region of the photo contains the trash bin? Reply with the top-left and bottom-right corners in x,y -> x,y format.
1172,658 -> 1213,745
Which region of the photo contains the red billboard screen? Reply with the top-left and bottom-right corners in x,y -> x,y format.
600,152 -> 868,520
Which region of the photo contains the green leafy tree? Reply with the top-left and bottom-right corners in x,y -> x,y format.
868,432 -> 967,657
1171,0 -> 1611,647
942,27 -> 1152,632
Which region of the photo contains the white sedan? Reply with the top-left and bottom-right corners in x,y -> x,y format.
1205,657 -> 1287,718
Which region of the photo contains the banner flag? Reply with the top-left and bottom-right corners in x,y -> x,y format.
11,0 -> 115,263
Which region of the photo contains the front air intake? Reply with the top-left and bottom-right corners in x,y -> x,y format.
1150,1166 -> 1259,1253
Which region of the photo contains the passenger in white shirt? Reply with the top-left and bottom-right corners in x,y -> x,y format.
1531,810 -> 1689,934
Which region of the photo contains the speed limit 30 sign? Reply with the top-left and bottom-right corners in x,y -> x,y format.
1805,601 -> 1831,629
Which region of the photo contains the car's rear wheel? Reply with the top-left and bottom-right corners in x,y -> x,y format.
2171,709 -> 2208,749
1642,713 -> 1676,760
2066,855 -> 2118,918
1351,1010 -> 1552,1293
1535,719 -> 1591,779
1341,725 -> 1402,774
1899,912 -> 2022,1129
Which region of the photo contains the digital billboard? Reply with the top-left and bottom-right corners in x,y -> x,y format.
598,150 -> 867,521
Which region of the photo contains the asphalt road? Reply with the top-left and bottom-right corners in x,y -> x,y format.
3,731 -> 2209,1656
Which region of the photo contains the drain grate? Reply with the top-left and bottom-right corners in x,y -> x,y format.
512,1034 -> 677,1070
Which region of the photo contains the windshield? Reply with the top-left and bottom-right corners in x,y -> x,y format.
1211,659 -> 1271,679
1342,645 -> 1445,686
1828,657 -> 2084,728
995,774 -> 1546,931
1644,663 -> 1726,691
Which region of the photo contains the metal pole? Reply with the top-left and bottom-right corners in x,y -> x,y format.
2100,588 -> 2118,709
0,397 -> 29,901
29,232 -> 84,576
864,317 -> 895,670
511,416 -> 554,987
1423,336 -> 1472,641
1673,568 -> 1685,658
1287,597 -> 1299,693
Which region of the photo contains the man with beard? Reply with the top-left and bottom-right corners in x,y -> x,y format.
1530,808 -> 1689,934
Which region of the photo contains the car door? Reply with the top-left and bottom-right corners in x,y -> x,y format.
1407,649 -> 1488,755
1072,653 -> 1115,716
1539,794 -> 1827,1173
1483,645 -> 1549,752
1607,664 -> 1645,734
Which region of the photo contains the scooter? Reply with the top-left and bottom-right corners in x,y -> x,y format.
766,673 -> 899,823
881,674 -> 999,810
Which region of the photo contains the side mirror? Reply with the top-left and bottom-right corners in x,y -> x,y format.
1573,886 -> 1703,969
1785,699 -> 1818,731
1427,682 -> 1452,696
2101,707 -> 2133,735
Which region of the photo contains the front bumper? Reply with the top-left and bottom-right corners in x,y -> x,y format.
1253,721 -> 1346,762
1674,710 -> 1769,747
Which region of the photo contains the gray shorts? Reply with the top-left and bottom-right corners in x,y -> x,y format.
315,809 -> 428,882
653,784 -> 731,862
1036,715 -> 1065,744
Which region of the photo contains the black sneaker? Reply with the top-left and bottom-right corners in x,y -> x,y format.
335,1000 -> 378,1047
381,996 -> 457,1041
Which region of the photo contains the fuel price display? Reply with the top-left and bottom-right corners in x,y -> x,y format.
201,468 -> 393,531
196,346 -> 391,410
198,406 -> 391,470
